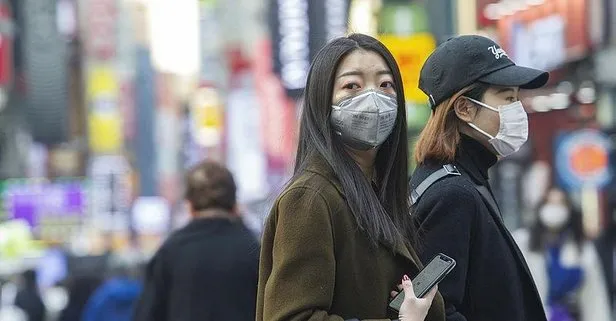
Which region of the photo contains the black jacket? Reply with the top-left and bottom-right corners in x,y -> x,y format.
134,216 -> 260,321
595,227 -> 614,310
14,287 -> 46,321
409,135 -> 546,321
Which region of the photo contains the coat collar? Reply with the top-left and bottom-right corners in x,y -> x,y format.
304,155 -> 420,266
455,134 -> 497,185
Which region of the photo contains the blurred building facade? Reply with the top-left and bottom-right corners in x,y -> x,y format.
0,0 -> 612,274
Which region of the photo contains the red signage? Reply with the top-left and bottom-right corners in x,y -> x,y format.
0,3 -> 13,87
254,38 -> 297,169
497,0 -> 589,65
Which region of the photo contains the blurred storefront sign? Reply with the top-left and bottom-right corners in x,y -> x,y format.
22,0 -> 69,144
2,179 -> 86,243
198,1 -> 227,89
595,47 -> 616,86
269,0 -> 350,99
497,0 -> 593,71
226,71 -> 269,203
255,38 -> 297,185
88,155 -> 132,232
190,87 -> 223,148
379,34 -> 436,103
555,129 -> 613,190
87,65 -> 123,154
134,47 -> 157,197
0,2 -> 13,89
83,0 -> 124,155
378,2 -> 435,104
84,0 -> 117,61
378,2 -> 430,35
509,15 -> 566,71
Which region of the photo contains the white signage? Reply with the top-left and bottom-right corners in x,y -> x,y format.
277,0 -> 310,90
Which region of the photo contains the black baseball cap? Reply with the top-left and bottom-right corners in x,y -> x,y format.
419,35 -> 549,108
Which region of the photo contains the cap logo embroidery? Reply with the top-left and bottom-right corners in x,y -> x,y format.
487,45 -> 508,59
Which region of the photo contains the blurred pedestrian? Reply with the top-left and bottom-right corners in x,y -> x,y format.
409,35 -> 549,321
133,160 -> 260,321
257,33 -> 445,321
514,187 -> 611,321
14,270 -> 46,321
57,275 -> 102,321
594,190 -> 616,318
0,279 -> 27,321
80,258 -> 142,321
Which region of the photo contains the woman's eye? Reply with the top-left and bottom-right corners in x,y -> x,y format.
506,97 -> 517,103
381,81 -> 395,89
343,83 -> 360,90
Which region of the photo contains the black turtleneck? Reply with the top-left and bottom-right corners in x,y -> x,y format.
455,134 -> 497,184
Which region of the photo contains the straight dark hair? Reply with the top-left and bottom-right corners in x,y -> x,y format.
291,33 -> 415,248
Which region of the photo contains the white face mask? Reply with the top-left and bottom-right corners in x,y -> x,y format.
539,203 -> 570,230
465,97 -> 529,157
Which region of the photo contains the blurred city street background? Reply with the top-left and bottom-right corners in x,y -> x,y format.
0,0 -> 614,320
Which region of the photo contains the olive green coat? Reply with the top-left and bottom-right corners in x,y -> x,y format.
256,158 -> 445,321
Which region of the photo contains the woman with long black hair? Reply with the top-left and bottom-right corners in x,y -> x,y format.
256,34 -> 445,321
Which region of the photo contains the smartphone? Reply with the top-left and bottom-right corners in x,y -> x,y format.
388,253 -> 456,312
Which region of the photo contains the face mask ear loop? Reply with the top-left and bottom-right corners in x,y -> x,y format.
465,97 -> 499,113
467,122 -> 496,140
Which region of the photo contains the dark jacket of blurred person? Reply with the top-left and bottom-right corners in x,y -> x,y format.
133,160 -> 260,321
57,275 -> 102,321
514,187 -> 610,321
595,193 -> 616,317
14,270 -> 46,321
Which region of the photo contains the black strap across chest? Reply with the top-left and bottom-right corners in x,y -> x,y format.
410,164 -> 461,206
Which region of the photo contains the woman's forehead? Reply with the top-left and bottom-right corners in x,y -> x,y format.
335,50 -> 391,77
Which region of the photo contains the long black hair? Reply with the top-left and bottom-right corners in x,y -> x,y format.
529,187 -> 585,252
291,33 -> 415,249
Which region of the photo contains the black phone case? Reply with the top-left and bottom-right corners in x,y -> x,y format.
388,253 -> 456,312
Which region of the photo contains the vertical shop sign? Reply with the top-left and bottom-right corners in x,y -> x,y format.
191,87 -> 223,148
269,0 -> 349,99
379,33 -> 436,103
84,0 -> 117,61
87,66 -> 122,153
226,71 -> 268,203
134,48 -> 157,197
378,2 -> 435,104
84,0 -> 122,154
199,1 -> 226,89
88,156 -> 131,232
254,38 -> 297,190
0,3 -> 13,87
22,0 -> 69,144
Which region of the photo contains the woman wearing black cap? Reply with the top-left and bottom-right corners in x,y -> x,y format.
408,35 -> 549,321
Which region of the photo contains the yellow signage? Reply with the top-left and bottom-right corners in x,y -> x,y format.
191,87 -> 223,147
88,112 -> 122,153
86,65 -> 122,153
87,66 -> 118,98
379,33 -> 436,103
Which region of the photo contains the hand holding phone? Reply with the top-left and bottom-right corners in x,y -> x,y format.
397,275 -> 438,321
389,253 -> 456,313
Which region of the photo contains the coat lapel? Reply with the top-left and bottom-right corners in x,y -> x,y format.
306,156 -> 421,267
471,179 -> 544,302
